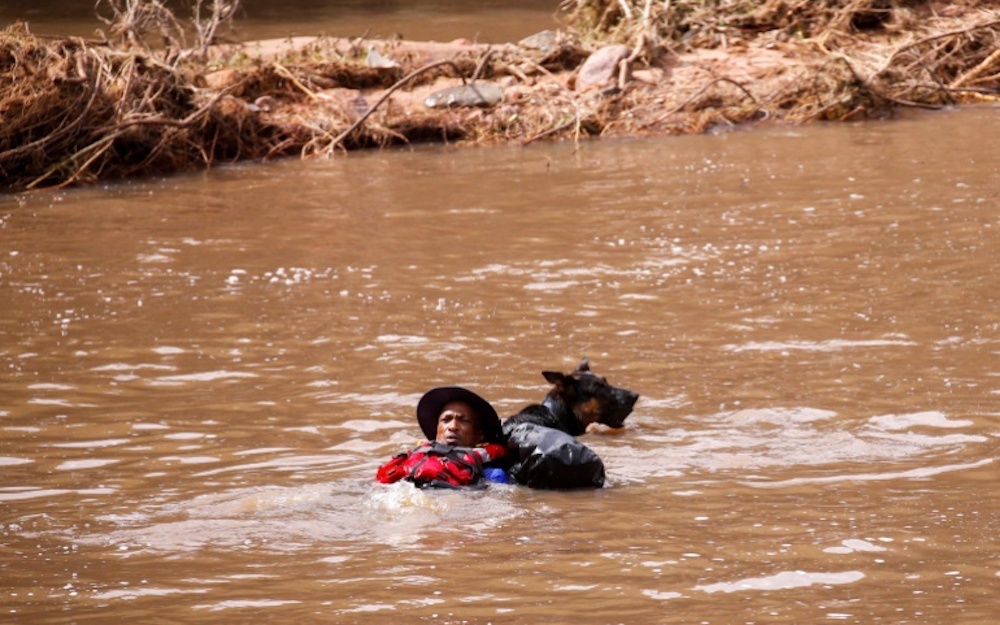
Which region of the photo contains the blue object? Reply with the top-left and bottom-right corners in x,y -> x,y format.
483,467 -> 511,484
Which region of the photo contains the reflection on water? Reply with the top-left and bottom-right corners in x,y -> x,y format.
2,106 -> 999,624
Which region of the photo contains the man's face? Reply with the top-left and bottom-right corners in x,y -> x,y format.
435,400 -> 483,447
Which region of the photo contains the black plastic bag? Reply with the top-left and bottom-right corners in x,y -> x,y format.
506,423 -> 605,489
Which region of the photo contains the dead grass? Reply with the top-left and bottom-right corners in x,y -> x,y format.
565,0 -> 1000,130
0,23 -> 276,190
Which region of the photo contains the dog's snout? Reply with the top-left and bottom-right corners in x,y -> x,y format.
619,389 -> 639,409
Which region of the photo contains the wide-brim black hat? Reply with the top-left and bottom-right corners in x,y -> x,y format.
416,386 -> 502,443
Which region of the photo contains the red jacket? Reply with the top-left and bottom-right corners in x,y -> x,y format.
376,441 -> 507,488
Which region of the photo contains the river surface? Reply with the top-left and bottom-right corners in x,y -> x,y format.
2,104 -> 999,625
2,0 -> 563,43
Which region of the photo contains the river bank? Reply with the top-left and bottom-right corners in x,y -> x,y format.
2,0 -> 998,191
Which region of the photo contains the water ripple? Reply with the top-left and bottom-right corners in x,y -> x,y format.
695,570 -> 866,594
724,338 -> 918,352
151,371 -> 259,385
740,457 -> 993,488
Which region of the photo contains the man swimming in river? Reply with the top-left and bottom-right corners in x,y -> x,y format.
375,387 -> 510,488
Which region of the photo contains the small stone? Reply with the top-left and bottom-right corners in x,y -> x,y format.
424,82 -> 504,109
519,30 -> 560,53
576,44 -> 632,92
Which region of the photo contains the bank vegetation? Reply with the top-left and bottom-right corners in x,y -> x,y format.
2,0 -> 998,191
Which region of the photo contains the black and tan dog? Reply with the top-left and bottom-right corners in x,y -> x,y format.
502,358 -> 639,438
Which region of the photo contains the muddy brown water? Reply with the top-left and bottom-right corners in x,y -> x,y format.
2,0 -> 563,43
2,106 -> 999,625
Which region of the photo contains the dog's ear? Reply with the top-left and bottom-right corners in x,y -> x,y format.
577,357 -> 590,373
543,370 -> 566,385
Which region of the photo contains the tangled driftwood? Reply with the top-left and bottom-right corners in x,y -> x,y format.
0,24 -> 274,190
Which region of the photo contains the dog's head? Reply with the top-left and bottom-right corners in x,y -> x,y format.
542,358 -> 639,430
